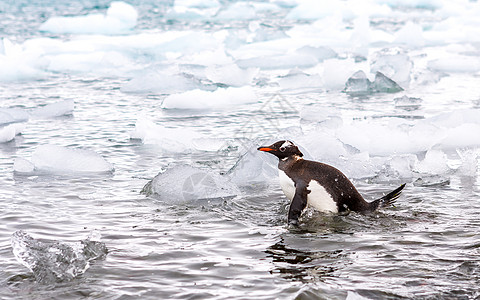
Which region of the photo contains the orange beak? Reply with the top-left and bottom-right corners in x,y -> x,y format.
258,147 -> 274,152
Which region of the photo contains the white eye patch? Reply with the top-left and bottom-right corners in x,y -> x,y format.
280,141 -> 293,149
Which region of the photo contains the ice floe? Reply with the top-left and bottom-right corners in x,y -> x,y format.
142,164 -> 239,202
11,230 -> 107,284
130,117 -> 224,152
39,1 -> 138,35
14,145 -> 114,174
162,86 -> 257,110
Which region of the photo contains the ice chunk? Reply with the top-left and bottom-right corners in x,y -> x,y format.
130,117 -> 222,152
277,69 -> 323,91
11,230 -> 107,284
296,46 -> 338,62
416,150 -> 450,175
343,71 -> 403,94
394,22 -> 425,47
142,165 -> 239,202
372,71 -> 404,93
227,146 -> 278,185
30,100 -> 74,118
13,158 -> 35,173
394,95 -> 422,110
427,56 -> 480,73
370,48 -> 412,86
122,70 -> 202,94
14,145 -> 114,174
215,2 -> 257,20
456,149 -> 479,177
0,38 -> 47,82
236,53 -> 318,70
323,58 -> 359,90
205,64 -> 258,87
0,123 -> 25,143
343,70 -> 371,94
0,108 -> 30,125
162,86 -> 257,110
39,1 -> 138,35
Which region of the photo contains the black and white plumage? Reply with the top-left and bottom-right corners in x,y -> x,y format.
258,140 -> 405,225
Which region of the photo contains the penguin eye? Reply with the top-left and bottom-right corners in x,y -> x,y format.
279,146 -> 286,152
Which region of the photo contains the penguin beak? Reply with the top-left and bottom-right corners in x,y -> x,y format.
258,146 -> 274,152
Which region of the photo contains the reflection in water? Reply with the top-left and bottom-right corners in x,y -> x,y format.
265,238 -> 344,282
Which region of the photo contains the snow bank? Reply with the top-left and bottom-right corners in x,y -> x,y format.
39,2 -> 138,35
162,86 -> 257,110
142,164 -> 239,202
14,145 -> 114,174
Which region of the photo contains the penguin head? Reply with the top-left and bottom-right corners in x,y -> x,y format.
257,140 -> 303,160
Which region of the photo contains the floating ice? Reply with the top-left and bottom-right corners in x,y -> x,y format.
122,69 -> 202,94
228,146 -> 278,185
0,123 -> 25,143
415,149 -> 450,175
215,2 -> 257,20
162,86 -> 257,110
394,95 -> 422,110
205,64 -> 258,87
14,145 -> 114,174
11,230 -> 107,284
343,70 -> 371,94
372,71 -> 404,93
0,108 -> 29,125
343,71 -> 403,94
370,48 -> 412,86
427,56 -> 480,73
130,118 -> 224,152
30,100 -> 74,118
0,38 -> 47,82
394,22 -> 425,47
142,165 -> 239,202
323,58 -> 360,90
278,69 -> 323,91
39,1 -> 138,35
236,53 -> 318,70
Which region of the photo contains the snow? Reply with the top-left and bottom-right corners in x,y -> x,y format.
14,145 -> 114,174
39,1 -> 138,35
162,86 -> 257,110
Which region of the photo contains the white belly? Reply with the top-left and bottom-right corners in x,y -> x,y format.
278,171 -> 338,213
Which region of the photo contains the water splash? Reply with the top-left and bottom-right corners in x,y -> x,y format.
11,230 -> 107,284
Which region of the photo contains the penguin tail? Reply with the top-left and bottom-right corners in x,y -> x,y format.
369,183 -> 406,211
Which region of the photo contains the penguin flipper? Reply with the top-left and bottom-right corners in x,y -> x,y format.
288,183 -> 310,225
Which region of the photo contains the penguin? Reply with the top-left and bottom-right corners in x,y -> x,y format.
258,140 -> 405,225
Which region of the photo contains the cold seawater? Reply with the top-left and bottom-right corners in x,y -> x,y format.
1,0 -> 480,299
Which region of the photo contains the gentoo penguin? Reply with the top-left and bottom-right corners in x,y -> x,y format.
258,140 -> 405,225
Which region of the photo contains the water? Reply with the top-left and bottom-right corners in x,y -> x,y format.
1,0 -> 480,299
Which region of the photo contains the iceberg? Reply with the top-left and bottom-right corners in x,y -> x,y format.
161,86 -> 257,110
11,230 -> 107,284
14,145 -> 114,174
227,146 -> 279,185
142,165 -> 239,202
39,1 -> 138,35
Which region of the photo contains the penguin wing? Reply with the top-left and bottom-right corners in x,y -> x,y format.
287,182 -> 310,225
